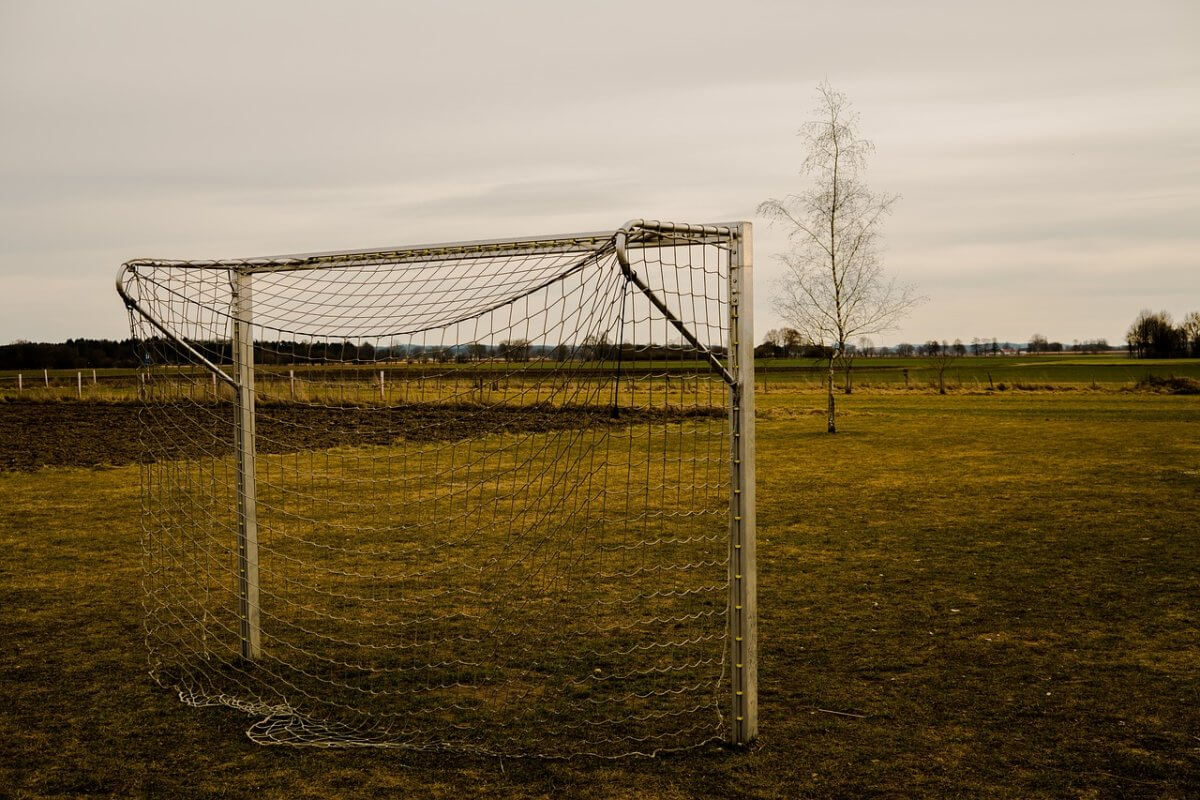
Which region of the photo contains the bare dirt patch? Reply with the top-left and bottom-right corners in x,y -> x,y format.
0,399 -> 720,471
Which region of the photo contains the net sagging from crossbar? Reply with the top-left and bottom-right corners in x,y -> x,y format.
119,222 -> 745,756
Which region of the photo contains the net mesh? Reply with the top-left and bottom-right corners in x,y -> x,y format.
120,223 -> 743,756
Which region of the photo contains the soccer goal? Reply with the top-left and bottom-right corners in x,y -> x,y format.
116,219 -> 756,756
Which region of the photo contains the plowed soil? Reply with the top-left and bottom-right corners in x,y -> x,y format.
0,400 -> 720,471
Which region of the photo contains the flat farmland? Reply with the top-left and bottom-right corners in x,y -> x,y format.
4,353 -> 1200,402
1,385 -> 1198,798
755,354 -> 1200,391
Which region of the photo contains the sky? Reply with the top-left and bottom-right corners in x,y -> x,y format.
1,0 -> 1197,347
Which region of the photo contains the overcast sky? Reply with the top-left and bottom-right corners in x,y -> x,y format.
1,0 -> 1197,346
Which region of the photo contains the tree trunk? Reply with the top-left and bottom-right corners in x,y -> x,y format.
843,361 -> 853,395
938,370 -> 946,395
826,356 -> 837,433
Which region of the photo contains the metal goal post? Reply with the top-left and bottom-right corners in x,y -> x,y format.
115,219 -> 757,750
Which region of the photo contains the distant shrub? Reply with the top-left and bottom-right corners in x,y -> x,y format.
995,382 -> 1008,391
1009,382 -> 1069,392
1134,374 -> 1200,395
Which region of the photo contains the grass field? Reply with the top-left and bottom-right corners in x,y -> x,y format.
2,385 -> 1198,797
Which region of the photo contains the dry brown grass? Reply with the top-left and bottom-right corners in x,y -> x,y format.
2,390 -> 1198,797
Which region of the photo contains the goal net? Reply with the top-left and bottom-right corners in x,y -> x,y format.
117,220 -> 756,756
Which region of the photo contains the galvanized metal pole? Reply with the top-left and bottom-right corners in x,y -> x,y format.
728,222 -> 757,745
231,269 -> 262,660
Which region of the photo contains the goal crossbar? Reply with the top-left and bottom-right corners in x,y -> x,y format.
116,220 -> 743,387
117,219 -> 741,275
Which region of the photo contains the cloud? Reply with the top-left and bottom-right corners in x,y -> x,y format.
1,0 -> 1197,343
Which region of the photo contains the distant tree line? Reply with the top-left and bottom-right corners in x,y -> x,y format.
1126,310 -> 1200,358
755,332 -> 1122,359
0,336 -> 727,369
9,314 -> 1194,370
0,338 -> 143,370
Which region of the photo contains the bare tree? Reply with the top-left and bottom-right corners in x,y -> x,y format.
580,333 -> 612,362
835,348 -> 855,395
498,338 -> 531,362
1183,311 -> 1200,357
932,340 -> 957,394
1126,310 -> 1181,358
782,328 -> 807,357
759,82 -> 921,433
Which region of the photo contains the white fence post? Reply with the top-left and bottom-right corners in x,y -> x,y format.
77,371 -> 83,399
379,369 -> 385,402
232,269 -> 262,660
92,368 -> 97,385
44,369 -> 49,387
289,369 -> 295,401
17,374 -> 22,391
728,221 -> 757,746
